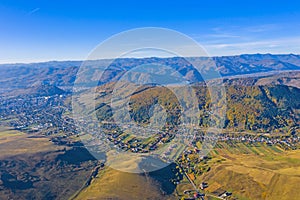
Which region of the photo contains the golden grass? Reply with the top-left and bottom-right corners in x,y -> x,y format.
225,165 -> 274,186
0,126 -> 63,159
74,167 -> 175,200
206,181 -> 222,192
0,126 -> 24,141
198,143 -> 300,200
275,166 -> 300,176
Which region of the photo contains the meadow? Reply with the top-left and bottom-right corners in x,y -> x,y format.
195,142 -> 300,200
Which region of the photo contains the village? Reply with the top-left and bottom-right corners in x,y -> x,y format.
1,93 -> 299,199
0,93 -> 299,152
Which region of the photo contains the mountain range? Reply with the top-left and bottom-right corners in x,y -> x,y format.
1,54 -> 300,94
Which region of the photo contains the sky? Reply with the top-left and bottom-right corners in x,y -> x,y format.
0,0 -> 300,63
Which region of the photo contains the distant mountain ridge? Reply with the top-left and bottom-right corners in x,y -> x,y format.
0,54 -> 300,93
202,71 -> 300,89
4,84 -> 66,98
213,53 -> 300,76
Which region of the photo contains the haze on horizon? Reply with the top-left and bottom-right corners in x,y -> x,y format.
1,0 -> 300,64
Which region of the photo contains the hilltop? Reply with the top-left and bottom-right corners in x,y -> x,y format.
91,83 -> 300,133
3,84 -> 66,98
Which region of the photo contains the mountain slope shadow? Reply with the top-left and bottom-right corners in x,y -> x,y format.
146,163 -> 183,195
56,147 -> 102,165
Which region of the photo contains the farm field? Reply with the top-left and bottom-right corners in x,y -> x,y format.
196,142 -> 300,200
73,141 -> 300,200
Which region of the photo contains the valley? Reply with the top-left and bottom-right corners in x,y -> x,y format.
0,55 -> 299,199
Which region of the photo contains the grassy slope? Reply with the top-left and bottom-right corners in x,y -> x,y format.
0,126 -> 97,200
198,143 -> 300,200
0,126 -> 61,158
74,166 -> 176,200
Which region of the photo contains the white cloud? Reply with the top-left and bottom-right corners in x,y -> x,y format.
27,8 -> 40,16
202,36 -> 300,56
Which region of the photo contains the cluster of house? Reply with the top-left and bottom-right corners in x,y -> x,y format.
0,95 -> 76,136
1,94 -> 299,156
192,131 -> 300,149
100,123 -> 176,153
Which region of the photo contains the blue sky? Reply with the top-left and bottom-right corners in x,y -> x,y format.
1,0 -> 300,63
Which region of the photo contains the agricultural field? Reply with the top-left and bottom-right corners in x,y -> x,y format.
72,139 -> 300,200
193,142 -> 300,200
